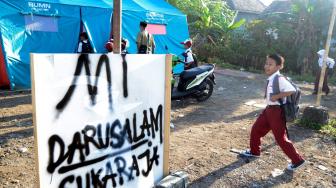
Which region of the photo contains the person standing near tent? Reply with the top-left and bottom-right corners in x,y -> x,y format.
313,49 -> 335,95
105,38 -> 114,53
180,39 -> 197,70
121,38 -> 130,54
78,32 -> 93,53
136,21 -> 155,54
105,37 -> 129,54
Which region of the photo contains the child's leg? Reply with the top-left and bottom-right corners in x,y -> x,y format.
314,70 -> 321,93
250,109 -> 271,156
323,73 -> 330,94
267,107 -> 304,164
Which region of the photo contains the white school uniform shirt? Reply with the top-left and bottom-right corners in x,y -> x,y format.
184,48 -> 194,64
77,40 -> 88,53
318,57 -> 335,68
266,71 -> 296,105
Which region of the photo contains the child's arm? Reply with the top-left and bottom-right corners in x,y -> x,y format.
270,91 -> 294,102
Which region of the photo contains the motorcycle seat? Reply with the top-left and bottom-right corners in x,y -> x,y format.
180,64 -> 214,80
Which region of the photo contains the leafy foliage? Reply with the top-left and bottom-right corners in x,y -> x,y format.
299,118 -> 336,141
168,0 -> 335,75
168,0 -> 244,40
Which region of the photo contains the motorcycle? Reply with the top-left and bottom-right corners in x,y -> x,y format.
171,54 -> 216,102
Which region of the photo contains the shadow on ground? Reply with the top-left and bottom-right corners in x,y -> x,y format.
0,128 -> 33,145
189,155 -> 293,188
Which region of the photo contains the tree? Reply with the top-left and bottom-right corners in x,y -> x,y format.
290,0 -> 332,74
167,0 -> 245,42
238,0 -> 334,74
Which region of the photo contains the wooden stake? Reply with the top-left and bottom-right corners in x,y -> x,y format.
30,53 -> 40,188
163,54 -> 172,176
316,1 -> 336,106
112,0 -> 121,53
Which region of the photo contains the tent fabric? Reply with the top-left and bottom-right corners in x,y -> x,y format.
127,0 -> 184,16
81,7 -> 112,53
0,0 -> 113,89
0,0 -> 189,89
0,1 -> 81,89
29,0 -> 113,9
122,0 -> 190,55
0,36 -> 10,88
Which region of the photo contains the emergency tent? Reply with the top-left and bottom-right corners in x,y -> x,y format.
122,0 -> 190,55
0,0 -> 113,89
0,0 -> 190,89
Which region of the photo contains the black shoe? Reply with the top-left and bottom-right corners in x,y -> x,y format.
287,160 -> 305,171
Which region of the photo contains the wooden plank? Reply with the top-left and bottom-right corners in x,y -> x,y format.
30,53 -> 40,188
112,0 -> 121,53
316,1 -> 336,106
163,54 -> 172,176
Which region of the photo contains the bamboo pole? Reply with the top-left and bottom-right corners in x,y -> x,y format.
30,54 -> 40,188
163,54 -> 172,176
316,0 -> 336,106
112,0 -> 121,53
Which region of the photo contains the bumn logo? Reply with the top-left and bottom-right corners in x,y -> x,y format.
146,12 -> 165,22
28,2 -> 51,11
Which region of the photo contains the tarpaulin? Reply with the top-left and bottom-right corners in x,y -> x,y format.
81,7 -> 112,53
0,0 -> 112,89
122,0 -> 190,55
0,0 -> 189,89
0,36 -> 10,88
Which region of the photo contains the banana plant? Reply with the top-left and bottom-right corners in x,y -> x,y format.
168,0 -> 245,42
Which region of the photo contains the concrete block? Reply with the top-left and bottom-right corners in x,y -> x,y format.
155,171 -> 188,188
301,106 -> 329,125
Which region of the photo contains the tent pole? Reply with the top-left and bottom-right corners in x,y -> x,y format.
316,0 -> 336,106
113,0 -> 121,53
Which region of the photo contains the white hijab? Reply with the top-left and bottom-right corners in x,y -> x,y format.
317,49 -> 335,68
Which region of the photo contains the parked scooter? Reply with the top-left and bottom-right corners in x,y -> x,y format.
171,55 -> 216,102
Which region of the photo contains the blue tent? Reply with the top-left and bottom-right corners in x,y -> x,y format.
0,0 -> 189,89
122,0 -> 190,55
0,0 -> 113,89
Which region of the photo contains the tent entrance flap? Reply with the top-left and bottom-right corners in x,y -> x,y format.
0,36 -> 10,88
81,7 -> 112,53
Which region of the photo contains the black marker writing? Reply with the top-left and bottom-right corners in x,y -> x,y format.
47,105 -> 163,174
121,54 -> 128,98
55,54 -> 128,112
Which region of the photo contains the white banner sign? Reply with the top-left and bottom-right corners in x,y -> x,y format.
32,54 -> 168,188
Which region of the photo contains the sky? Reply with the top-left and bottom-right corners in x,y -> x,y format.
260,0 -> 273,6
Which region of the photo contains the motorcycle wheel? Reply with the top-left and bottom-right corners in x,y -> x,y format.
196,78 -> 214,102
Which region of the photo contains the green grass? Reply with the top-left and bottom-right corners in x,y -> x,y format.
298,119 -> 336,141
219,62 -> 241,70
320,120 -> 336,139
209,58 -> 264,73
289,74 -> 315,83
208,58 -> 241,70
289,73 -> 336,85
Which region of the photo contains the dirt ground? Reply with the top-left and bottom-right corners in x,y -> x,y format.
1,68 -> 336,188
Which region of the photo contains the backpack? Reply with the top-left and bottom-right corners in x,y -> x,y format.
272,74 -> 301,122
82,41 -> 93,53
184,50 -> 198,67
138,33 -> 151,54
327,62 -> 334,77
192,53 -> 198,67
